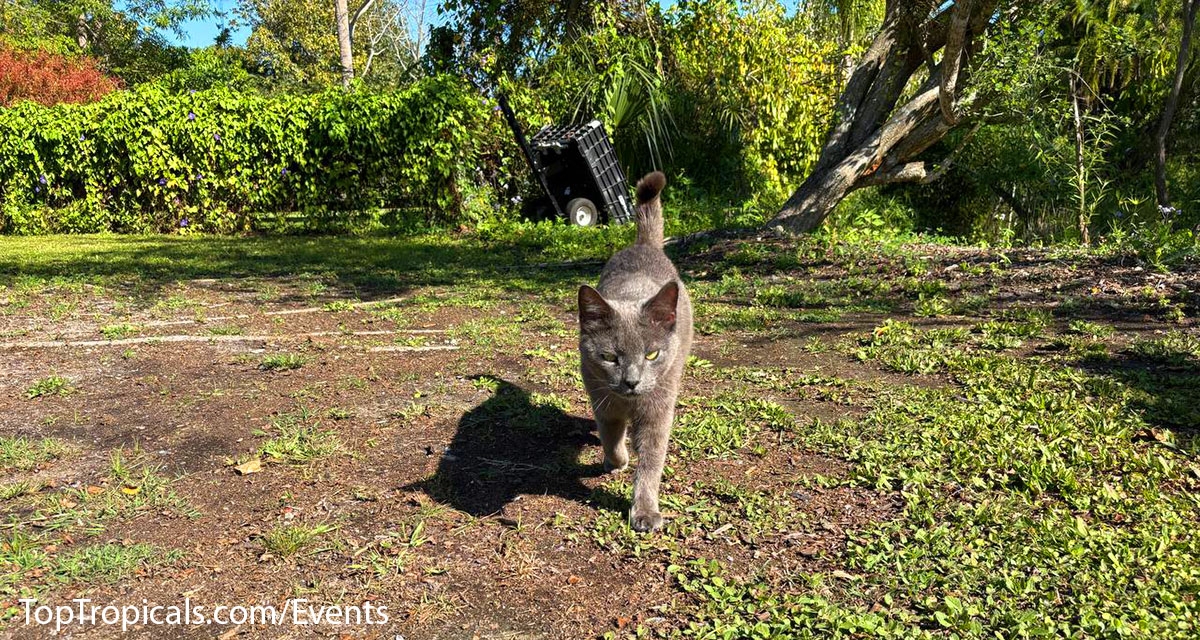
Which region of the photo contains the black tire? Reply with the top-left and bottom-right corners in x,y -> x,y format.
565,198 -> 598,227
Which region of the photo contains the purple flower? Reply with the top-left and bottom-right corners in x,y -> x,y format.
38,175 -> 47,185
79,134 -> 86,142
280,167 -> 288,177
189,89 -> 196,95
180,218 -> 189,227
158,178 -> 167,186
214,133 -> 221,141
194,172 -> 203,181
188,111 -> 196,121
34,186 -> 40,193
493,105 -> 501,112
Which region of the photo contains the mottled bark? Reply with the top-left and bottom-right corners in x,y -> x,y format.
768,0 -> 1003,234
335,0 -> 354,88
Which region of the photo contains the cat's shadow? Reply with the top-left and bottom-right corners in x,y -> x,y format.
405,376 -> 627,517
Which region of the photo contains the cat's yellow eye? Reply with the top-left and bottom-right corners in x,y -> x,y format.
602,353 -> 618,363
645,350 -> 660,361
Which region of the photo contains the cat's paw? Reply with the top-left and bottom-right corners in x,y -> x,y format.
629,509 -> 663,532
603,457 -> 629,474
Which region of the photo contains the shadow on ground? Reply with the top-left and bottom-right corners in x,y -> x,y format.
405,377 -> 626,517
1076,349 -> 1200,448
0,235 -> 600,303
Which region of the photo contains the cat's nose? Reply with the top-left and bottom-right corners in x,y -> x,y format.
619,375 -> 641,393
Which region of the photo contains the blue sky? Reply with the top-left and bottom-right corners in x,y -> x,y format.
165,0 -> 249,48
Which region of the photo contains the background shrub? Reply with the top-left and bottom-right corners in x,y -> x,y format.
0,45 -> 118,107
0,76 -> 495,234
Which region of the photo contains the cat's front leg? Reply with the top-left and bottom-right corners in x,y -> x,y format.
629,407 -> 673,532
596,412 -> 630,473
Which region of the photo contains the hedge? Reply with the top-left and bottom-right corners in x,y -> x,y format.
0,76 -> 495,233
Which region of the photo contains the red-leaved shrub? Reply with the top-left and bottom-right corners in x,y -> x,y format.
0,46 -> 118,107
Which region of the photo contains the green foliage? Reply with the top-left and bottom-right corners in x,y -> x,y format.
53,543 -> 181,583
815,322 -> 1200,639
260,522 -> 338,557
25,375 -> 72,399
534,3 -> 673,175
0,0 -> 203,85
669,0 -> 839,207
0,76 -> 495,233
152,48 -> 263,94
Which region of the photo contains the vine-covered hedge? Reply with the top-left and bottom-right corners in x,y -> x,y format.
0,76 -> 494,233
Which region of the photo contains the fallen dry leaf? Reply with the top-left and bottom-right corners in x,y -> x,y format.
234,459 -> 263,475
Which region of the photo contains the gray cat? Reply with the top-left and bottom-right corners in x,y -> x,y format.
578,171 -> 693,532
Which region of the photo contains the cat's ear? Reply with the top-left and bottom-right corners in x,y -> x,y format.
643,281 -> 679,329
578,285 -> 613,332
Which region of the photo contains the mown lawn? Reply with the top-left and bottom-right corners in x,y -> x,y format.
0,229 -> 1197,639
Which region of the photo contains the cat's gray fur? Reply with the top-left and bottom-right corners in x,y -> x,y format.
578,171 -> 693,532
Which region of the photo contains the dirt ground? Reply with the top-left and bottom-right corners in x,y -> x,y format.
1,234 -> 1197,639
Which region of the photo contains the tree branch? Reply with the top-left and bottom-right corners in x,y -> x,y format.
939,0 -> 973,124
349,0 -> 378,42
859,121 -> 982,187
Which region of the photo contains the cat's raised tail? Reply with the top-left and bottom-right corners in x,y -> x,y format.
634,171 -> 667,248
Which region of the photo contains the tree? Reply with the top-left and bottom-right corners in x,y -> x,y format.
335,0 -> 353,86
429,0 -> 595,80
767,0 -> 1014,234
240,0 -> 421,87
1154,0 -> 1198,209
0,0 -> 209,83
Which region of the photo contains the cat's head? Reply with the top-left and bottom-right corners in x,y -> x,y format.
577,282 -> 680,398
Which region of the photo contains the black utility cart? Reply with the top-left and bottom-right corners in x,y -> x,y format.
498,94 -> 636,227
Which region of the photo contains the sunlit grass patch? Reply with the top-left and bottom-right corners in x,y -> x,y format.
54,543 -> 181,584
260,522 -> 338,557
0,437 -> 68,471
25,375 -> 72,399
259,352 -> 310,371
1067,319 -> 1115,338
28,448 -> 196,533
786,319 -> 1200,637
673,393 -> 793,459
257,408 -> 345,464
1129,330 -> 1200,367
99,323 -> 140,340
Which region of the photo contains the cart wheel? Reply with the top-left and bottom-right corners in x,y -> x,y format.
565,198 -> 598,227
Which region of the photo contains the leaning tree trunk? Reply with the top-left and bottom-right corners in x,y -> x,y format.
334,0 -> 355,88
1154,0 -> 1198,209
768,0 -> 1001,234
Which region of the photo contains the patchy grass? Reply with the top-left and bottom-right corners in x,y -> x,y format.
100,323 -> 140,340
260,522 -> 338,557
24,375 -> 71,399
256,408 -> 345,463
0,437 -> 68,471
0,230 -> 1197,638
53,543 -> 181,584
259,352 -> 310,371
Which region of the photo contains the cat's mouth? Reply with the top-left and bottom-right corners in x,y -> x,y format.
612,386 -> 649,398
